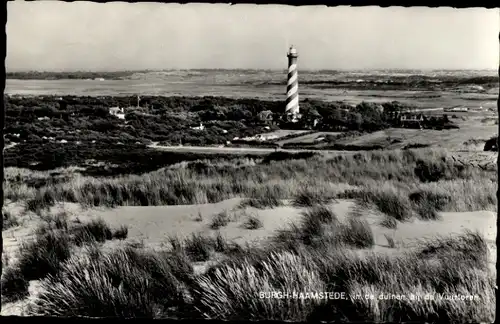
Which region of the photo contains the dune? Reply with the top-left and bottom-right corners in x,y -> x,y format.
2,198 -> 496,316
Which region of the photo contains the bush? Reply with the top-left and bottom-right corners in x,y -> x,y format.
210,210 -> 231,230
243,214 -> 263,230
414,159 -> 446,182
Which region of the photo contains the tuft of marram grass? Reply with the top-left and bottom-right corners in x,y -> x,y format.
302,205 -> 338,224
384,234 -> 396,248
190,251 -> 327,321
338,218 -> 375,249
210,210 -> 231,230
1,266 -> 30,304
240,184 -> 285,209
357,187 -> 413,221
417,229 -> 490,269
243,214 -> 263,230
17,227 -> 73,281
27,246 -> 193,318
2,209 -> 20,230
72,218 -> 129,246
292,185 -> 334,207
379,216 -> 398,229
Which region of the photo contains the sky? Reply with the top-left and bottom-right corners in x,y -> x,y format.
6,2 -> 500,71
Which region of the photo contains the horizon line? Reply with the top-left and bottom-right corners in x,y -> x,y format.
7,68 -> 498,73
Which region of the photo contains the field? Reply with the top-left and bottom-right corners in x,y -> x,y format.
2,69 -> 498,320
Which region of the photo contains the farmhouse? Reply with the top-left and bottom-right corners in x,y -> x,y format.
400,114 -> 425,129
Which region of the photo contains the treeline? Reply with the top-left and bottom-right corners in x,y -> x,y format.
6,71 -> 136,80
3,142 -> 261,176
5,95 -> 412,146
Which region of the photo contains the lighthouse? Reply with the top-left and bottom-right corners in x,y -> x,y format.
285,45 -> 300,121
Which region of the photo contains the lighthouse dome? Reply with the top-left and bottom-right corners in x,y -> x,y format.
289,46 -> 297,54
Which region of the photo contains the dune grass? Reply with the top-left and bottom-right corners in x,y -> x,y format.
242,213 -> 263,230
273,204 -> 374,250
3,147 -> 496,319
167,232 -> 240,263
210,210 -> 231,230
7,148 -> 493,215
3,203 -> 492,322
2,209 -> 20,230
27,246 -> 194,318
190,230 -> 494,322
1,217 -> 129,304
239,184 -> 285,209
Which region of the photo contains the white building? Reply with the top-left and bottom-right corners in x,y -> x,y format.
190,122 -> 205,131
109,107 -> 126,119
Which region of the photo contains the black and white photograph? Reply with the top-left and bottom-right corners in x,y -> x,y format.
1,1 -> 498,321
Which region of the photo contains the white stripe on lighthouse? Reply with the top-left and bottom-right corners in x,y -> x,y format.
287,84 -> 298,98
286,96 -> 299,112
287,72 -> 298,86
288,64 -> 297,73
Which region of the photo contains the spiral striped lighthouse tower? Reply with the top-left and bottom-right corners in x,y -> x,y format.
285,45 -> 300,122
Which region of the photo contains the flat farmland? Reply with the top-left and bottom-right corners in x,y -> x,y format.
335,116 -> 496,150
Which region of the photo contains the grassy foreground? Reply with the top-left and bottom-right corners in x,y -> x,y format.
1,207 -> 495,321
2,147 -> 496,319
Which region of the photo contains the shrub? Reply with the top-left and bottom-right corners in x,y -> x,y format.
243,214 -> 263,230
414,159 -> 447,182
409,189 -> 451,211
210,210 -> 231,230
